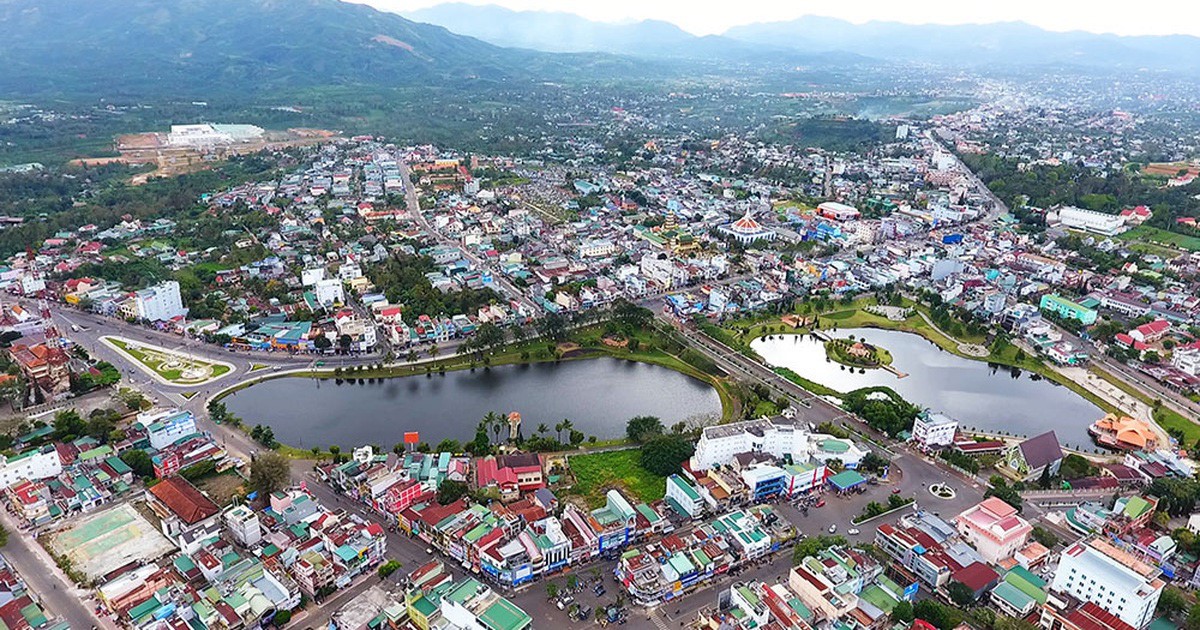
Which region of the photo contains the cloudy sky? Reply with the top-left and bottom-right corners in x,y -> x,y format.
351,0 -> 1198,37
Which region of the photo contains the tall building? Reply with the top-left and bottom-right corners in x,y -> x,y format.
1050,538 -> 1163,629
912,411 -> 958,448
124,280 -> 186,322
691,417 -> 866,471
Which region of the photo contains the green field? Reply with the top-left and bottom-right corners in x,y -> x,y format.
1118,225 -> 1200,252
567,449 -> 664,508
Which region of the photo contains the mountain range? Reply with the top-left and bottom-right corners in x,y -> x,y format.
404,3 -> 1200,70
404,3 -> 775,60
0,0 -> 572,98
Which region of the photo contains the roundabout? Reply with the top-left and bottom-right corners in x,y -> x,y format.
928,483 -> 956,500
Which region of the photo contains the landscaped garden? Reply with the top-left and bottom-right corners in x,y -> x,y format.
104,336 -> 233,385
824,336 -> 893,369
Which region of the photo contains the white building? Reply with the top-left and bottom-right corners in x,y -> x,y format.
223,504 -> 263,547
0,446 -> 63,489
665,474 -> 706,518
1051,538 -> 1163,629
912,412 -> 958,448
691,418 -> 867,471
1172,343 -> 1200,376
126,280 -> 186,322
168,123 -> 265,147
301,267 -> 326,287
1055,206 -> 1126,236
578,239 -> 617,258
137,408 -> 198,450
314,278 -> 345,308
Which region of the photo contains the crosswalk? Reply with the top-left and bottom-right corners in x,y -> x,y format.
649,610 -> 671,630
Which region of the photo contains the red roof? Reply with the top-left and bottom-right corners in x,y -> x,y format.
952,561 -> 999,592
148,477 -> 219,524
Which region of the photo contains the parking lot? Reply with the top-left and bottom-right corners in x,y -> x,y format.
509,447 -> 987,627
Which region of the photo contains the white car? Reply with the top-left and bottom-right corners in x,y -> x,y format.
848,528 -> 861,535
828,524 -> 837,533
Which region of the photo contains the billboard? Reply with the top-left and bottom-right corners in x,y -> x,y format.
404,432 -> 420,444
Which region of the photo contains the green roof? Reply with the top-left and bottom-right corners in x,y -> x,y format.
820,439 -> 850,453
446,579 -> 485,605
859,585 -> 898,613
412,596 -> 438,617
335,544 -> 359,563
668,475 -> 701,501
828,470 -> 867,490
991,582 -> 1036,612
478,597 -> 532,630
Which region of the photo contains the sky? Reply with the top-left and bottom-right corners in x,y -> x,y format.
351,0 -> 1199,37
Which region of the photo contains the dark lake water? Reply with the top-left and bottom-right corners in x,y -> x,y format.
222,358 -> 723,449
752,328 -> 1102,449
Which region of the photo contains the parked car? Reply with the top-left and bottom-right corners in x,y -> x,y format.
828,524 -> 837,533
848,528 -> 860,535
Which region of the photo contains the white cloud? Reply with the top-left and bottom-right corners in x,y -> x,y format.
350,0 -> 1200,37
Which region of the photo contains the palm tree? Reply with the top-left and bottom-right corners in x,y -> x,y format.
406,350 -> 419,363
554,421 -> 565,444
537,423 -> 549,436
482,411 -> 504,444
561,419 -> 575,443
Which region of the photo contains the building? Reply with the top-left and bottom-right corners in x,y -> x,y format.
1055,207 -> 1127,236
817,202 -> 862,222
1172,342 -> 1200,376
1039,294 -> 1098,325
313,278 -> 345,308
0,446 -> 62,489
665,474 -> 705,518
168,123 -> 265,147
912,411 -> 958,449
138,409 -> 198,450
124,280 -> 186,322
1004,431 -> 1064,482
691,417 -> 866,471
1050,538 -> 1163,629
8,341 -> 71,397
954,498 -> 1032,564
719,210 -> 776,244
145,476 -> 220,544
223,504 -> 262,547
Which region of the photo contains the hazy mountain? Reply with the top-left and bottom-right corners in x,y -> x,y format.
0,0 -> 567,98
724,16 -> 1200,70
405,3 -> 782,60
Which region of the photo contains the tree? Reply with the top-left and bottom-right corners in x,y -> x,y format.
626,415 -> 664,443
436,439 -> 462,453
313,335 -> 332,350
378,559 -> 403,579
545,581 -> 559,600
891,601 -> 914,624
250,451 -> 290,496
52,409 -> 88,441
1037,465 -> 1052,490
437,479 -> 468,505
640,434 -> 695,476
1030,525 -> 1059,549
947,581 -> 975,607
1159,587 -> 1188,618
1186,604 -> 1200,630
406,350 -> 419,363
535,312 -> 568,341
120,449 -> 155,478
338,334 -> 352,350
208,400 -> 229,424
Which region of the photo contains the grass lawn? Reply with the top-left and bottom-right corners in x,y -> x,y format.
567,449 -> 663,508
1118,225 -> 1200,252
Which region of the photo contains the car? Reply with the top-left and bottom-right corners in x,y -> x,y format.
848,528 -> 860,535
557,601 -> 565,610
815,499 -> 826,508
828,524 -> 837,533
892,488 -> 902,494
425,548 -> 434,555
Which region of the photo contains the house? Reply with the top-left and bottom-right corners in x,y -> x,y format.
1004,431 -> 1063,482
1050,538 -> 1163,629
145,476 -> 220,543
912,411 -> 958,449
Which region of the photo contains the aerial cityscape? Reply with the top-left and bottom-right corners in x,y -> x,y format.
2,1 -> 1200,630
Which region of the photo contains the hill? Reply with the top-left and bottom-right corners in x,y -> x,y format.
0,0 -> 562,98
724,16 -> 1200,70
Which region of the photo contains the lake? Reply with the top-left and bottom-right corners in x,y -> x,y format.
222,357 -> 723,449
752,328 -> 1102,449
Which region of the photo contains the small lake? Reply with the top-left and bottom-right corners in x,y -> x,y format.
222,357 -> 723,449
752,328 -> 1102,449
